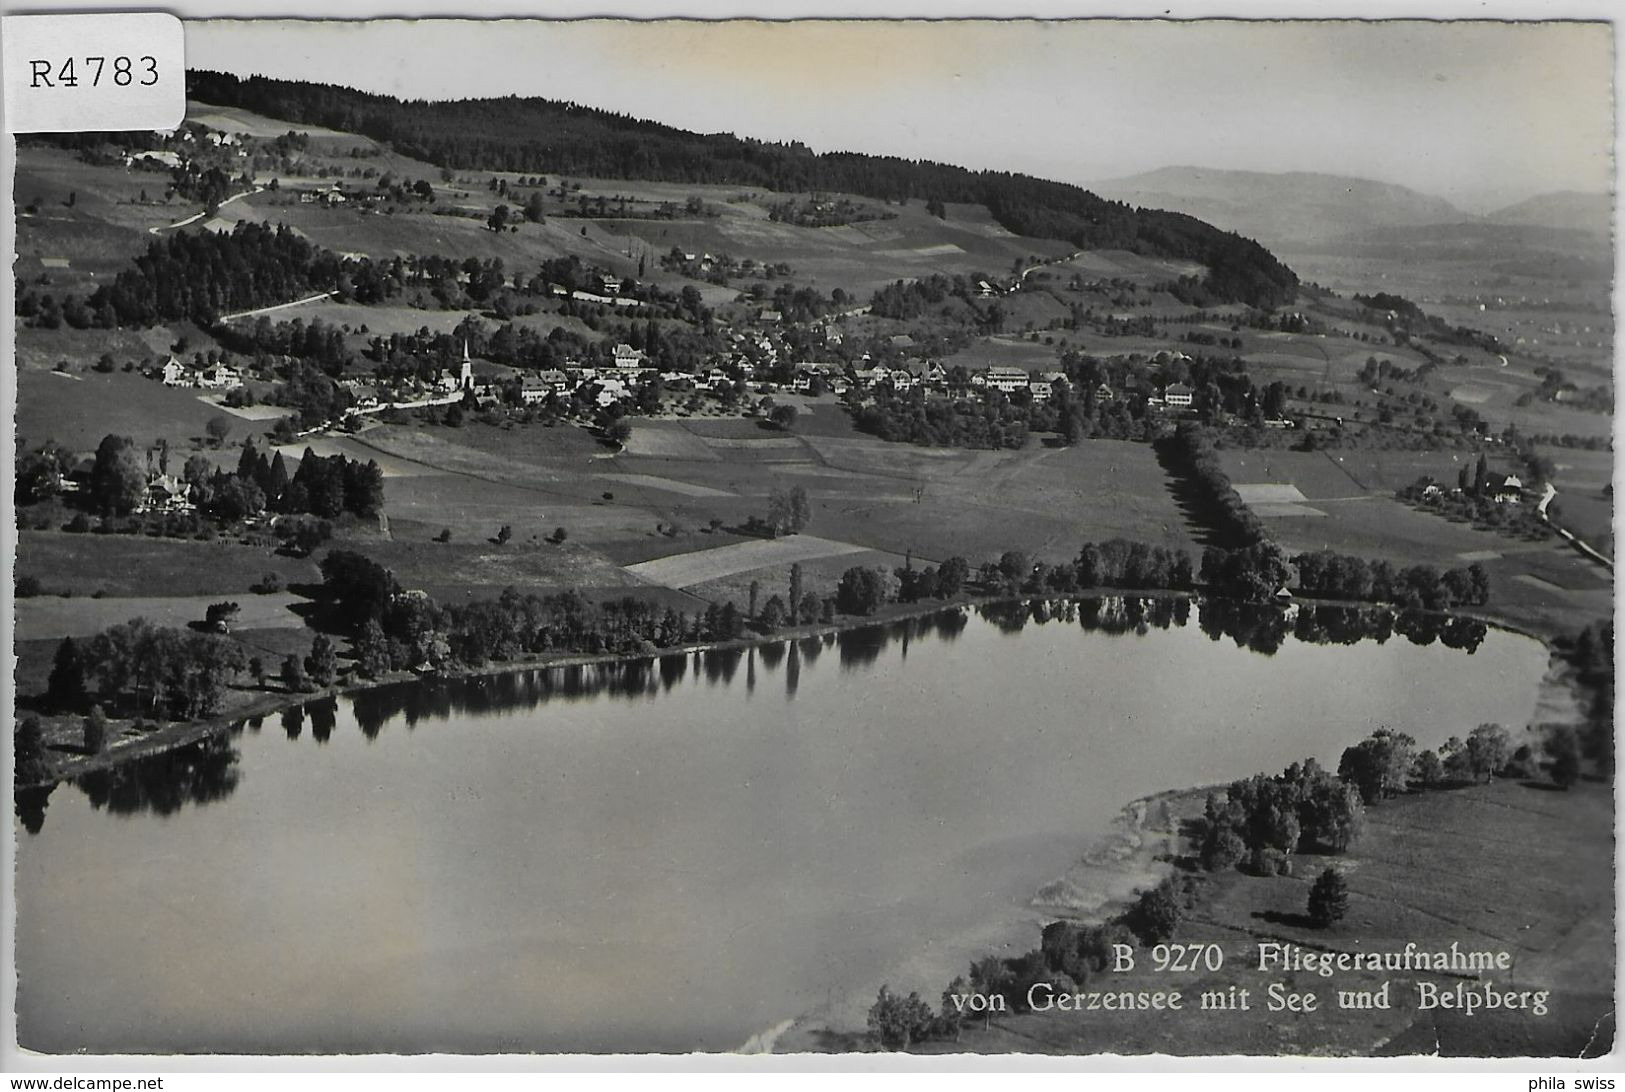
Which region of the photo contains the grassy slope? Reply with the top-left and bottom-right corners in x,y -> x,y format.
897,778 -> 1614,1058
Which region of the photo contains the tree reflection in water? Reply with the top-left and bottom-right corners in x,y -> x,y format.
72,733 -> 242,820
20,598 -> 1487,834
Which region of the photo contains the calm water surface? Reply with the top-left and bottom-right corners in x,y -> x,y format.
15,600 -> 1547,1053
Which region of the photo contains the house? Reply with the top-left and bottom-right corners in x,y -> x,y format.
600,275 -> 622,295
612,343 -> 644,369
161,358 -> 191,387
1029,372 -> 1066,402
977,280 -> 997,298
758,309 -> 782,324
984,366 -> 1031,394
1493,475 -> 1524,504
145,473 -> 192,513
1095,382 -> 1114,402
519,374 -> 556,404
1163,383 -> 1194,408
196,363 -> 243,390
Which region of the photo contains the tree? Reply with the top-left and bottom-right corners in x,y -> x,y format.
496,524 -> 513,545
1307,867 -> 1349,928
204,602 -> 241,636
997,550 -> 1031,593
1411,749 -> 1445,787
789,563 -> 804,614
487,203 -> 511,232
769,403 -> 799,430
836,566 -> 888,616
206,415 -> 233,446
281,653 -> 312,693
15,716 -> 48,785
355,618 -> 392,678
306,634 -> 339,687
766,485 -> 811,536
82,704 -> 109,755
1464,723 -> 1511,783
90,434 -> 148,515
1123,876 -> 1184,945
758,594 -> 787,631
551,526 -> 568,544
867,985 -> 935,1050
1545,726 -> 1583,789
47,637 -> 87,712
1338,728 -> 1416,804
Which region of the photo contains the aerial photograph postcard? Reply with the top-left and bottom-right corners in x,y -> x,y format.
8,15 -> 1617,1061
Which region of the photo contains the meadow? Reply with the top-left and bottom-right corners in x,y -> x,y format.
910,776 -> 1614,1057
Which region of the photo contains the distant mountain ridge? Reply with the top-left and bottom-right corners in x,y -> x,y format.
1090,166 -> 1471,250
182,70 -> 1299,309
1486,190 -> 1612,237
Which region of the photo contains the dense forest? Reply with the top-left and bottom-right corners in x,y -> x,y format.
185,71 -> 1299,309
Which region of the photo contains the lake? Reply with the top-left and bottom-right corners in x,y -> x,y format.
14,599 -> 1548,1054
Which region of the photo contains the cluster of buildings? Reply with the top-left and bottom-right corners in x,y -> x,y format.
159,357 -> 245,391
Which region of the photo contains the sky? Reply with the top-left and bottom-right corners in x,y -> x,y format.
188,17 -> 1614,212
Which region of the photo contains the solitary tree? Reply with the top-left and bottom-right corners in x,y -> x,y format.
281,653 -> 312,693
206,415 -> 233,446
1464,723 -> 1511,783
47,636 -> 87,712
306,634 -> 339,688
1307,867 -> 1349,928
1546,726 -> 1583,789
82,704 -> 109,755
15,716 -> 48,785
90,434 -> 148,515
769,403 -> 799,431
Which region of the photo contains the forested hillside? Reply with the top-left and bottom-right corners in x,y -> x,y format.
185,70 -> 1299,309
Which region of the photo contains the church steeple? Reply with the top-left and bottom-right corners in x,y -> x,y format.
460,339 -> 473,391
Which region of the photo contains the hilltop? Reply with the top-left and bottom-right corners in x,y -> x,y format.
1089,166 -> 1469,250
180,70 -> 1298,311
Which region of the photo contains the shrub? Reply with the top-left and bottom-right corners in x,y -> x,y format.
250,571 -> 285,594
1308,867 -> 1349,928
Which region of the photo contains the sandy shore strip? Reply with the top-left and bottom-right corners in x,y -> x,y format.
768,785 -> 1207,1053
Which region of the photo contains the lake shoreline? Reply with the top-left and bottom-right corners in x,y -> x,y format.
761,621 -> 1597,1055
21,588 -> 1569,793
21,588 -> 1189,788
763,781 -> 1216,1055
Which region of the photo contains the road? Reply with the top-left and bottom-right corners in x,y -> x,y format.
147,185 -> 264,235
218,291 -> 335,323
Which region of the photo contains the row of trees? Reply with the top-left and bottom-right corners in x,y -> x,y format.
1165,423 -> 1268,547
46,620 -> 247,721
1291,550 -> 1490,610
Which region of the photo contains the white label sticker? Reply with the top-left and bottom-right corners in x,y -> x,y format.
3,13 -> 185,134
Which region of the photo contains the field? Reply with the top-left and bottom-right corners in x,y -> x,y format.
899,777 -> 1614,1057
1219,447 -> 1612,638
15,369 -> 250,454
15,531 -> 322,598
15,592 -> 305,642
1534,445 -> 1614,557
